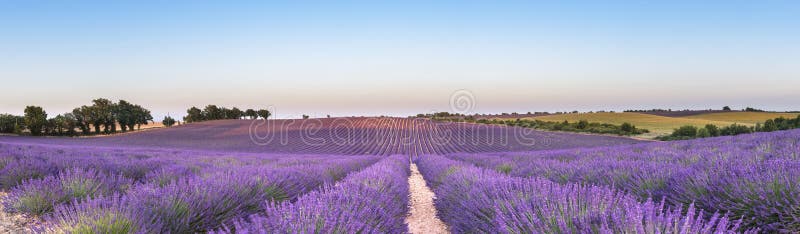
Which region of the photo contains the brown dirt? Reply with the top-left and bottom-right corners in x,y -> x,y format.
406,163 -> 449,234
0,192 -> 36,234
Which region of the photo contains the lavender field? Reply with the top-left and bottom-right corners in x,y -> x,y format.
0,119 -> 798,233
0,118 -> 641,155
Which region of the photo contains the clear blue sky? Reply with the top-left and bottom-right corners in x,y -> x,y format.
1,1 -> 798,119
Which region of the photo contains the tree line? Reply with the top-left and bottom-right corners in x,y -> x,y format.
0,99 -> 153,136
183,105 -> 271,123
475,119 -> 648,136
658,115 -> 800,140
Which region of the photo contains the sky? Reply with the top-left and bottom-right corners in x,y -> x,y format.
1,1 -> 799,119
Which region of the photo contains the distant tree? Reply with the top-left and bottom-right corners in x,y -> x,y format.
185,107 -> 204,123
227,107 -> 244,119
90,98 -> 114,134
24,106 -> 47,136
257,109 -> 272,120
61,113 -> 78,136
722,106 -> 732,111
72,106 -> 92,135
162,116 -> 177,127
132,105 -> 153,130
115,100 -> 135,132
302,114 -> 310,119
203,105 -> 222,120
245,109 -> 257,119
744,107 -> 764,112
0,114 -> 23,134
44,117 -> 57,135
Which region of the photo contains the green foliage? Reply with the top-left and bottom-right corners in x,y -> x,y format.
696,128 -> 711,138
302,114 -> 310,119
704,124 -> 720,137
162,116 -> 177,127
723,106 -> 732,111
257,109 -> 271,119
474,119 -> 648,136
720,124 -> 753,136
245,109 -> 258,119
672,125 -> 698,138
0,114 -> 24,133
184,106 -> 268,123
661,115 -> 800,141
24,106 -> 47,136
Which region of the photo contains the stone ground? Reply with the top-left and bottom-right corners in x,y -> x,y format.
405,163 -> 449,234
0,192 -> 35,234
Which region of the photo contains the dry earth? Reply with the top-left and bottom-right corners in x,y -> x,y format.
406,163 -> 449,234
0,192 -> 35,234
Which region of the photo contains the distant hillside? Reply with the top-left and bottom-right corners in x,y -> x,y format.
0,117 -> 642,156
526,112 -> 733,138
684,112 -> 800,124
634,110 -> 732,117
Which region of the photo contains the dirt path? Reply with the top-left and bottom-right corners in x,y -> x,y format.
0,192 -> 35,233
406,163 -> 449,234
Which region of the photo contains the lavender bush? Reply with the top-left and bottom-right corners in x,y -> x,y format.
4,168 -> 132,216
221,155 -> 410,233
34,151 -> 380,232
447,129 -> 800,231
415,154 -> 748,233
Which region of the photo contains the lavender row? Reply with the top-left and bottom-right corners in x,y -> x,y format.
219,154 -> 410,234
0,142 -> 381,232
446,129 -> 800,231
38,155 -> 379,233
415,154 -> 748,233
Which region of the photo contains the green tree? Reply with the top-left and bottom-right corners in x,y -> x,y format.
722,106 -> 732,111
302,114 -> 310,119
132,105 -> 153,130
184,107 -> 204,123
72,106 -> 92,135
245,109 -> 257,119
162,116 -> 177,127
203,105 -> 222,120
61,113 -> 78,136
257,109 -> 272,120
115,100 -> 135,132
90,98 -> 114,134
24,106 -> 47,136
0,114 -> 23,134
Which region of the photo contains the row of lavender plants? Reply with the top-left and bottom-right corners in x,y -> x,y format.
0,142 -> 380,232
218,154 -> 410,233
415,154 -> 749,233
445,129 -> 800,232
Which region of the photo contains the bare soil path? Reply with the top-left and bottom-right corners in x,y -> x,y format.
406,163 -> 449,234
0,192 -> 35,234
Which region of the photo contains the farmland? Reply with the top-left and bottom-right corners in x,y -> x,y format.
0,118 -> 641,155
524,112 -> 799,138
1,118 -> 799,233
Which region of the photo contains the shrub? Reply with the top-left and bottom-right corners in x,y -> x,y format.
672,125 -> 698,138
